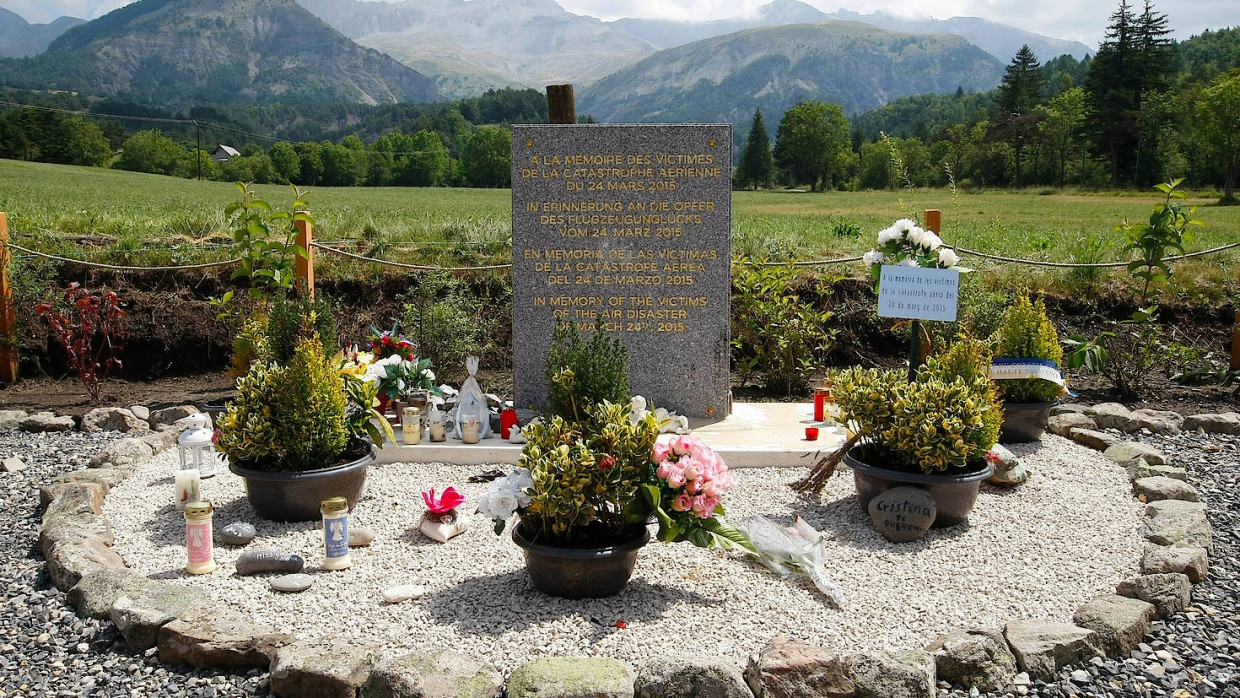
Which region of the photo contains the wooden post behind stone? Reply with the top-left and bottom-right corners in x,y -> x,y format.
294,218 -> 314,300
546,84 -> 577,124
0,213 -> 17,384
1232,309 -> 1239,371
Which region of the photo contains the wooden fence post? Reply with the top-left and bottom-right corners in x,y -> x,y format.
295,218 -> 314,300
546,84 -> 577,124
0,213 -> 17,384
1232,308 -> 1239,371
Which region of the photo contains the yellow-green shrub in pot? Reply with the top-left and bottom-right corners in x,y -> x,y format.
990,296 -> 1065,442
834,337 -> 1003,527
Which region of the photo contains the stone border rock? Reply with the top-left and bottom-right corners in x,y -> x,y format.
29,404 -> 1235,698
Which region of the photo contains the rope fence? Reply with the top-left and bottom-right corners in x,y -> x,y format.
3,238 -> 1239,273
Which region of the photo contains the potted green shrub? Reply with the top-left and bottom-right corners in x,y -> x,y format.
216,299 -> 389,522
475,321 -> 749,598
827,337 -> 1003,526
990,295 -> 1065,442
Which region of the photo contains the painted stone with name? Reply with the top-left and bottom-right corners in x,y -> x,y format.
235,548 -> 304,576
868,487 -> 937,542
511,124 -> 732,422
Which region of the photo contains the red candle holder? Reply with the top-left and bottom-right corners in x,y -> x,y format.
805,427 -> 819,441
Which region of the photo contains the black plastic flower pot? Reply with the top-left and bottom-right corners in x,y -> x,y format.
229,441 -> 376,522
999,401 -> 1057,443
512,524 -> 650,599
845,444 -> 993,527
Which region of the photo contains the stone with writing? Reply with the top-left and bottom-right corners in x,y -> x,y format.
235,548 -> 304,576
219,522 -> 256,546
511,123 -> 732,422
868,487 -> 937,543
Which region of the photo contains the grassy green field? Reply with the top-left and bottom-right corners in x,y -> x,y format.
2,159 -> 1238,301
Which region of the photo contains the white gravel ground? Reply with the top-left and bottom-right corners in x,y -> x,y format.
103,434 -> 1143,674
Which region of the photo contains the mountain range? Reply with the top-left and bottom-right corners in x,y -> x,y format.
0,0 -> 436,105
0,6 -> 84,57
578,21 -> 1005,125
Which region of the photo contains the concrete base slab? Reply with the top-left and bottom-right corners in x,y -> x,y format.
374,402 -> 845,469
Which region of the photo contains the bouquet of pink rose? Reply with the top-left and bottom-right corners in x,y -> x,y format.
633,435 -> 753,550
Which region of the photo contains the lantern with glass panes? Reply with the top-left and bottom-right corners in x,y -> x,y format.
177,413 -> 221,477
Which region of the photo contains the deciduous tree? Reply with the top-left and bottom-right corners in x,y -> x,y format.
773,101 -> 850,192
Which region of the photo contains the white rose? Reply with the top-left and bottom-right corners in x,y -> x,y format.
863,250 -> 885,266
938,248 -> 960,267
899,258 -> 920,267
923,232 -> 943,250
421,369 -> 436,382
906,226 -> 927,247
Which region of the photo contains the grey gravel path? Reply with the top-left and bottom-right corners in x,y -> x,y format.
3,427 -> 1237,697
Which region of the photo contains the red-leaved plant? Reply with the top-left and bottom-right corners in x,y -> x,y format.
35,283 -> 126,401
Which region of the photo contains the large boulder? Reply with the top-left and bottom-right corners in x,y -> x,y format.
89,437 -> 154,469
635,656 -> 752,698
1183,412 -> 1240,434
68,568 -> 158,619
1072,594 -> 1157,657
1116,573 -> 1193,619
269,636 -> 382,698
507,657 -> 635,698
39,510 -> 114,558
110,584 -> 200,651
150,405 -> 202,429
1088,403 -> 1136,431
0,409 -> 28,431
40,481 -> 106,515
363,650 -> 503,698
20,412 -> 75,433
846,650 -> 934,698
80,407 -> 149,434
1046,412 -> 1095,437
925,628 -> 1016,692
158,606 -> 292,670
1130,409 -> 1183,435
1133,476 -> 1199,502
1140,543 -> 1208,583
1070,429 -> 1121,452
46,535 -> 126,592
745,637 -> 854,698
1003,621 -> 1100,682
1104,442 -> 1167,468
1144,500 -> 1212,549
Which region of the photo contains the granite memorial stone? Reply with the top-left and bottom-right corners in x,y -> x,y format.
511,124 -> 732,422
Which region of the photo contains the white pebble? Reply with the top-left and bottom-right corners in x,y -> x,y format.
382,585 -> 426,603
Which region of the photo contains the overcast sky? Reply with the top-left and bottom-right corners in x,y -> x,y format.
4,0 -> 1237,47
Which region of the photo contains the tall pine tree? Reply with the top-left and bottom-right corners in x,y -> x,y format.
1085,0 -> 1174,185
737,108 -> 774,191
995,45 -> 1045,186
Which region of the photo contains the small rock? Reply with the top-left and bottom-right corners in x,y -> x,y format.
847,649 -> 935,698
635,656 -> 751,698
1071,669 -> 1091,683
219,522 -> 256,546
1,456 -> 26,472
1047,412 -> 1096,437
111,585 -> 200,651
1144,500 -> 1212,549
349,525 -> 375,547
68,568 -> 158,620
1071,429 -> 1122,451
1182,412 -> 1240,434
270,574 -> 314,593
1003,620 -> 1101,682
1134,476 -> 1199,502
745,636 -> 854,697
925,627 -> 1017,692
868,487 -> 936,542
366,650 -> 504,698
20,412 -> 76,433
270,636 -> 381,698
1132,463 -> 1188,481
1049,404 -> 1090,416
128,405 -> 151,421
234,548 -> 304,576
382,585 -> 426,604
157,606 -> 291,669
89,438 -> 154,469
46,536 -> 126,592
